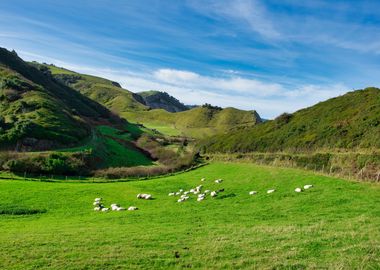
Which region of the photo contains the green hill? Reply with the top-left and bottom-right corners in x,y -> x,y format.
0,48 -> 121,150
203,87 -> 380,153
123,104 -> 262,138
37,63 -> 148,113
137,90 -> 189,112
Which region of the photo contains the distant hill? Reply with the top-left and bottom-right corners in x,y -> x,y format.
36,64 -> 148,113
0,48 -> 122,150
202,87 -> 380,152
123,104 -> 262,138
136,90 -> 189,112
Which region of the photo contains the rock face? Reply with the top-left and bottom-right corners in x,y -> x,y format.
135,91 -> 189,112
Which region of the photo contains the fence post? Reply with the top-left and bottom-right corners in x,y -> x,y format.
377,171 -> 380,182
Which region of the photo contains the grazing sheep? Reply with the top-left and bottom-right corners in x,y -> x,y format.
190,189 -> 195,193
168,192 -> 175,196
201,178 -> 205,182
215,179 -> 223,184
210,191 -> 217,197
197,197 -> 205,202
127,206 -> 138,211
183,191 -> 190,195
267,189 -> 275,194
295,188 -> 302,193
94,198 -> 102,202
116,207 -> 126,211
137,194 -> 152,200
101,208 -> 109,212
94,207 -> 101,211
204,190 -> 210,193
93,201 -> 101,206
249,191 -> 257,195
179,189 -> 184,193
175,192 -> 181,196
304,185 -> 313,190
198,194 -> 205,198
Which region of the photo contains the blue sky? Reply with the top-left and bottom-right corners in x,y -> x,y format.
1,0 -> 380,118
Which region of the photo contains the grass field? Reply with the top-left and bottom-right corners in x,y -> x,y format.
0,162 -> 379,269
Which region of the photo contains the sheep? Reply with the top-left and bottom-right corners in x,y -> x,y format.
249,191 -> 257,195
116,207 -> 126,211
215,179 -> 223,184
204,190 -> 210,193
179,189 -> 184,193
128,206 -> 138,211
201,178 -> 205,182
137,194 -> 152,200
198,194 -> 205,198
304,185 -> 313,190
111,204 -> 120,211
93,201 -> 101,206
175,192 -> 181,196
197,197 -> 205,202
94,198 -> 102,202
168,192 -> 175,196
210,191 -> 217,197
267,189 -> 275,194
190,189 -> 195,193
294,188 -> 302,193
101,208 -> 109,212
183,191 -> 190,195
94,207 -> 101,211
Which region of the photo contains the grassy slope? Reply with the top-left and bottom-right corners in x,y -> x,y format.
137,90 -> 189,112
204,88 -> 380,152
0,48 -> 116,148
0,162 -> 379,269
61,125 -> 153,168
123,106 -> 261,138
43,64 -> 148,113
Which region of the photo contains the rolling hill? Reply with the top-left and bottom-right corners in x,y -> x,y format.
0,48 -> 122,150
39,64 -> 262,138
203,87 -> 380,153
123,104 -> 262,138
137,90 -> 189,112
36,63 -> 148,113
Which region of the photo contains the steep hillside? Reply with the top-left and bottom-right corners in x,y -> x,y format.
123,104 -> 262,138
203,88 -> 380,152
36,64 -> 148,113
0,48 -> 121,150
136,90 -> 189,112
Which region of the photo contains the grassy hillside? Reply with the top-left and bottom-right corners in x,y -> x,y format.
123,105 -> 262,138
0,48 -> 120,150
38,63 -> 148,113
0,162 -> 379,269
203,88 -> 380,152
137,90 -> 189,112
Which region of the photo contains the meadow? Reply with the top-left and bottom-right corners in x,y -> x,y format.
0,162 -> 379,269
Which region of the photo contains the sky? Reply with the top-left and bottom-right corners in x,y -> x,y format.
1,0 -> 380,118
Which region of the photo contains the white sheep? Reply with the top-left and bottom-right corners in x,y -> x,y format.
128,206 -> 138,211
168,192 -> 175,196
215,179 -> 223,184
116,207 -> 126,211
101,208 -> 109,212
304,185 -> 313,190
175,192 -> 181,196
197,197 -> 205,202
183,191 -> 190,195
94,207 -> 101,211
201,178 -> 205,182
179,189 -> 184,193
267,189 -> 275,194
198,194 -> 205,198
210,191 -> 217,197
190,189 -> 195,193
204,190 -> 210,193
137,193 -> 152,200
93,201 -> 101,206
249,191 -> 257,195
294,188 -> 302,193
94,198 -> 102,202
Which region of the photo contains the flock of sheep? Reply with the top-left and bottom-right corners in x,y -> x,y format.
93,177 -> 314,211
93,193 -> 152,212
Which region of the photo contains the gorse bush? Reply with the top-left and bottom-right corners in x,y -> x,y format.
3,152 -> 91,175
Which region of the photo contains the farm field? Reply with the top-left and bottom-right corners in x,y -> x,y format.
0,162 -> 379,269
